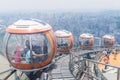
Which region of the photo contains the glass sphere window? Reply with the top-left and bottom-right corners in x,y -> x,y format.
57,37 -> 69,50
6,33 -> 51,64
80,38 -> 90,46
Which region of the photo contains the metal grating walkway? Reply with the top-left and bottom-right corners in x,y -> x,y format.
50,54 -> 75,80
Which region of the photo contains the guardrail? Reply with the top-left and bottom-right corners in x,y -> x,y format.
85,58 -> 120,80
69,46 -> 120,80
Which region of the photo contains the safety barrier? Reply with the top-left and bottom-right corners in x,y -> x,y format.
69,46 -> 120,80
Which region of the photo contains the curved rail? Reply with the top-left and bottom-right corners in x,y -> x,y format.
69,46 -> 120,80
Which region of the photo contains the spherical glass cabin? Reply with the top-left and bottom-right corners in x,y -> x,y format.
79,33 -> 94,49
102,35 -> 115,47
55,30 -> 73,53
3,20 -> 56,71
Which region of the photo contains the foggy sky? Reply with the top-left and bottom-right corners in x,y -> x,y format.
0,0 -> 120,12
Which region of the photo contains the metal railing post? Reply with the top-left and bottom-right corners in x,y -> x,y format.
87,60 -> 89,80
117,68 -> 120,80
